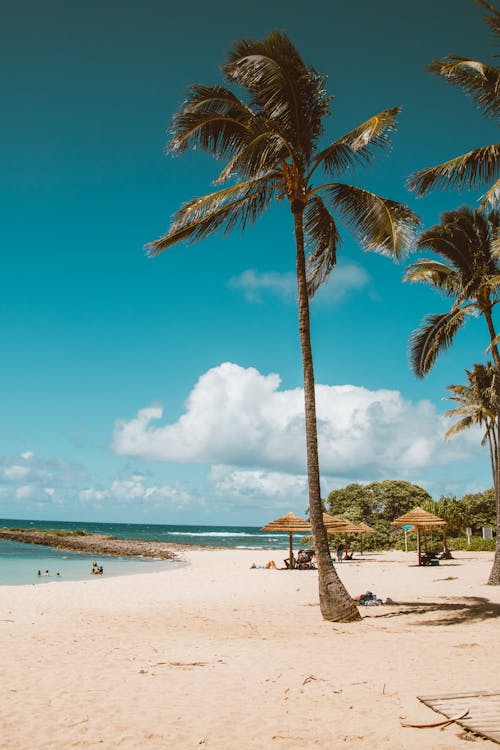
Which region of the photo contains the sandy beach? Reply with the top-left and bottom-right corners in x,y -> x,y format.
1,548 -> 499,749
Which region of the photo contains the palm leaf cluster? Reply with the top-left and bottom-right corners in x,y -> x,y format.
446,362 -> 499,487
148,30 -> 419,295
405,206 -> 500,376
408,0 -> 500,209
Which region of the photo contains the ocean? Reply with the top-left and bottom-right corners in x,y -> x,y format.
0,518 -> 307,586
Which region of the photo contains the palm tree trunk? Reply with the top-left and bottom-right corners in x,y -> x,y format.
487,413 -> 500,584
484,309 -> 500,584
292,202 -> 361,621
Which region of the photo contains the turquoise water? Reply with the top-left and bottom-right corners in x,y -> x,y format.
0,518 -> 306,586
0,518 -> 302,549
0,539 -> 182,586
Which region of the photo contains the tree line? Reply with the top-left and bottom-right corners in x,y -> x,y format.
325,480 -> 496,551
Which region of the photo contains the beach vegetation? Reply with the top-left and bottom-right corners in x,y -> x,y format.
146,32 -> 418,621
322,482 -> 496,552
407,0 -> 500,209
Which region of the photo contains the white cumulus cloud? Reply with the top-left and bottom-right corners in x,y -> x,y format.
113,362 -> 479,479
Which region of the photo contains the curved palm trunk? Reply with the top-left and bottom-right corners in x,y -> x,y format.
292,203 -> 361,622
484,308 -> 500,584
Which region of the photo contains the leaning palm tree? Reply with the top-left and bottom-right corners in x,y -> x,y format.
445,363 -> 500,582
408,0 -> 500,209
406,206 -> 500,582
147,32 -> 419,621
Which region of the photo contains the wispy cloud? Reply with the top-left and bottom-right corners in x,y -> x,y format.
228,262 -> 370,305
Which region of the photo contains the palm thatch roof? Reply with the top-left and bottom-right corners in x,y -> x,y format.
356,522 -> 376,533
322,513 -> 352,531
261,512 -> 311,532
391,506 -> 447,529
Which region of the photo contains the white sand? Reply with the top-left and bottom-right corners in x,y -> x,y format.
1,549 -> 499,749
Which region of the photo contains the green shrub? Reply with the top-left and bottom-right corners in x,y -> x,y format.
447,536 -> 496,551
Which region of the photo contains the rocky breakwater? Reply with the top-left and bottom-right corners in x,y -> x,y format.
0,528 -> 179,560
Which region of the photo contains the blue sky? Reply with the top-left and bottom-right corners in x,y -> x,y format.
1,0 -> 498,525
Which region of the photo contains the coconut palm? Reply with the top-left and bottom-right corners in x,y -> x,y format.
147,32 -> 419,621
445,363 -> 500,582
407,0 -> 500,209
405,206 -> 500,376
406,206 -> 500,582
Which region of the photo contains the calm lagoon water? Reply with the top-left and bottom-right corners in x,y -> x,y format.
0,518 -> 306,586
0,539 -> 181,586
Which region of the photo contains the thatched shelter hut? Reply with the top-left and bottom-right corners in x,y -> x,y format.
392,507 -> 447,565
261,512 -> 311,569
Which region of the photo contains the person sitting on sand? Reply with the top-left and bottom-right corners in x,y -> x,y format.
284,553 -> 297,569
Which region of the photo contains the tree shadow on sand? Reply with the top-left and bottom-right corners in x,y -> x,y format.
364,597 -> 500,626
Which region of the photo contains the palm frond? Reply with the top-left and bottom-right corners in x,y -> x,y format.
326,183 -> 419,260
476,0 -> 500,41
146,177 -> 276,255
303,195 -> 340,297
480,177 -> 500,209
223,31 -> 330,160
403,259 -> 461,296
429,56 -> 500,119
445,415 -> 476,440
170,84 -> 253,157
407,143 -> 500,196
214,122 -> 292,183
308,107 -> 401,179
409,308 -> 470,377
487,331 -> 500,351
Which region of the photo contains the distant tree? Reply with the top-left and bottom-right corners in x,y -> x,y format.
407,0 -> 500,209
147,32 -> 418,622
327,479 -> 432,523
460,488 -> 496,530
325,484 -> 373,524
364,480 -> 432,521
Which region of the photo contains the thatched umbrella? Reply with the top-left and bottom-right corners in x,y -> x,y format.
392,507 -> 447,566
261,512 -> 311,569
322,514 -> 364,556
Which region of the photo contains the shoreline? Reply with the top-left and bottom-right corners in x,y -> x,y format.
0,527 -> 186,559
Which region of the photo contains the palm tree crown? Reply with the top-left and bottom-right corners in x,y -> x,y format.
407,0 -> 500,209
446,362 -> 498,449
148,31 -> 418,287
405,206 -> 500,376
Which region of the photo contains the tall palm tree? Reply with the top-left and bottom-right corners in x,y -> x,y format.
445,363 -> 500,582
405,206 -> 500,582
147,32 -> 419,621
407,0 -> 500,209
